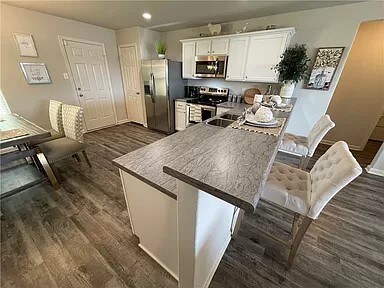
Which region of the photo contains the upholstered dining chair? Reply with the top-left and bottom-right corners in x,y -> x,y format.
261,141 -> 362,269
279,115 -> 335,170
37,104 -> 91,186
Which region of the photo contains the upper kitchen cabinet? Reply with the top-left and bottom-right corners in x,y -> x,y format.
182,42 -> 196,79
180,27 -> 295,82
244,33 -> 290,83
196,38 -> 229,56
226,36 -> 249,81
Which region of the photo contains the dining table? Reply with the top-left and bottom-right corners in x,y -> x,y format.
0,113 -> 60,191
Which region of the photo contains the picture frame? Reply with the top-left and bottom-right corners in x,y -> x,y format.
20,63 -> 51,84
13,33 -> 38,57
307,47 -> 345,91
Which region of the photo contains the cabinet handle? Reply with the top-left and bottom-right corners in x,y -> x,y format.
245,76 -> 248,79
212,50 -> 215,53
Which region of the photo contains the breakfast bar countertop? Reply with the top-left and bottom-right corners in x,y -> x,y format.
113,100 -> 295,212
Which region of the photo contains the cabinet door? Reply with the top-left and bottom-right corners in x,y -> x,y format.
211,38 -> 229,54
244,34 -> 288,83
196,40 -> 211,56
226,37 -> 249,81
175,110 -> 186,130
182,42 -> 196,79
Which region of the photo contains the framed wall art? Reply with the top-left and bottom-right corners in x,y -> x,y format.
13,33 -> 38,57
307,47 -> 345,91
20,63 -> 51,84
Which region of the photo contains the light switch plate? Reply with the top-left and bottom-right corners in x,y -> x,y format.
63,73 -> 69,80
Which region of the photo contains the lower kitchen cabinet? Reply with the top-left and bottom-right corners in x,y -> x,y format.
175,100 -> 187,131
216,107 -> 232,115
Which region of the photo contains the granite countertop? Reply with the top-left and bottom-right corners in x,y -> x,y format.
113,99 -> 295,212
174,98 -> 194,102
113,122 -> 221,199
217,102 -> 251,109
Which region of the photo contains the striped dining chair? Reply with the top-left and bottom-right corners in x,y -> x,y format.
37,104 -> 91,185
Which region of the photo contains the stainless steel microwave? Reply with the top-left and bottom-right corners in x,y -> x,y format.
194,55 -> 228,78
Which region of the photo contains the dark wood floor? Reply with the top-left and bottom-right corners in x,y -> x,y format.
1,123 -> 383,288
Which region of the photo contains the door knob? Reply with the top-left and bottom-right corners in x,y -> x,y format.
136,92 -> 140,95
79,94 -> 83,97
77,87 -> 81,91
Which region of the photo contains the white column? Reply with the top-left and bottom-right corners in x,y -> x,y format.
366,142 -> 384,177
176,180 -> 239,288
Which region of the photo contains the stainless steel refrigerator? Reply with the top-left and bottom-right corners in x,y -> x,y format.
142,59 -> 185,133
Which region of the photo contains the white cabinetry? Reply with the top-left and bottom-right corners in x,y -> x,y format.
244,33 -> 289,83
196,38 -> 229,56
182,42 -> 196,79
226,37 -> 249,81
181,27 -> 295,83
175,100 -> 187,131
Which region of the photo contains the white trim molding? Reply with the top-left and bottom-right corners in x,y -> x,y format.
366,142 -> 384,177
321,139 -> 362,151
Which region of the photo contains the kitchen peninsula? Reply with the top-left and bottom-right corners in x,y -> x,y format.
112,102 -> 295,288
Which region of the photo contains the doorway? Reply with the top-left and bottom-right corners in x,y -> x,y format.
60,37 -> 117,131
118,44 -> 145,125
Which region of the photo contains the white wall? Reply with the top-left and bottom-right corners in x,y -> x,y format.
161,2 -> 384,136
1,3 -> 127,129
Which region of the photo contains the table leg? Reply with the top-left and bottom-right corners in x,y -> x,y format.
36,152 -> 60,190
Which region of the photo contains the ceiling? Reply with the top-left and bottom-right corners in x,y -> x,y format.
4,1 -> 361,32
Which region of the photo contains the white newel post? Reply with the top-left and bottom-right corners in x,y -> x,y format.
176,180 -> 240,288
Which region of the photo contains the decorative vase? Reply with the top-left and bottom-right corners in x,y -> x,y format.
280,80 -> 296,98
314,70 -> 327,89
158,54 -> 165,59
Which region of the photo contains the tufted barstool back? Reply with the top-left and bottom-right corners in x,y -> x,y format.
49,100 -> 65,135
308,141 -> 362,219
62,104 -> 85,143
307,115 -> 335,157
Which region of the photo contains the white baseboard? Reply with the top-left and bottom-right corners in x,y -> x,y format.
138,243 -> 179,281
203,235 -> 232,288
321,140 -> 362,151
117,119 -> 130,124
365,165 -> 384,177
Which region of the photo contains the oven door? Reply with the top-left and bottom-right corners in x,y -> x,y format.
201,105 -> 216,121
194,55 -> 227,78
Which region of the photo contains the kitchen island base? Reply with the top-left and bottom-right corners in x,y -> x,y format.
119,170 -> 240,287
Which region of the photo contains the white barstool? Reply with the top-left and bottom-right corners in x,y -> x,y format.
279,115 -> 335,169
262,141 -> 362,269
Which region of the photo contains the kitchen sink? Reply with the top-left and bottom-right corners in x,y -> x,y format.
206,118 -> 234,128
219,113 -> 241,120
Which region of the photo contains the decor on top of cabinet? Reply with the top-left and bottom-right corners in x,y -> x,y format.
13,33 -> 38,57
307,47 -> 344,91
154,40 -> 167,59
235,23 -> 248,34
274,44 -> 310,98
207,23 -> 221,36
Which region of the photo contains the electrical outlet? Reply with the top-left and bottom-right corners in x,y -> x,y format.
63,73 -> 69,80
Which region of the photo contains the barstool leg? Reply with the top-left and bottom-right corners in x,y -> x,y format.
287,216 -> 313,270
291,213 -> 300,238
81,150 -> 92,168
299,156 -> 311,170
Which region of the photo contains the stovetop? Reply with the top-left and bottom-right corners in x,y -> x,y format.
186,96 -> 227,107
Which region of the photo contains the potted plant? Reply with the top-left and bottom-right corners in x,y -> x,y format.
154,40 -> 167,59
274,44 -> 310,98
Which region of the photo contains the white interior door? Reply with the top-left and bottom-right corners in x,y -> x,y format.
119,45 -> 144,124
63,39 -> 116,130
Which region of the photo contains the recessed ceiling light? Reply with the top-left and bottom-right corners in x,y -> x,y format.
142,13 -> 151,20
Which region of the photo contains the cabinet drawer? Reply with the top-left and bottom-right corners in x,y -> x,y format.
175,101 -> 187,109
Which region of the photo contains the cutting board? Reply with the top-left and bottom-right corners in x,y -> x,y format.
244,88 -> 261,104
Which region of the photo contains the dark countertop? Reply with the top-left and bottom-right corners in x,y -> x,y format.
113,99 -> 295,212
113,122 -> 221,199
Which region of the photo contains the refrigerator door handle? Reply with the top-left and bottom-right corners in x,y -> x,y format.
150,73 -> 156,103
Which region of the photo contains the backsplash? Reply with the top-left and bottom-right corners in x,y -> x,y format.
187,79 -> 281,96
